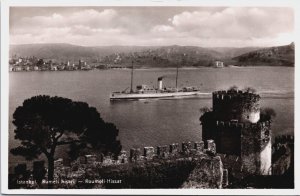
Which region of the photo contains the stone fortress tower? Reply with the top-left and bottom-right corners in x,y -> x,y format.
201,89 -> 272,176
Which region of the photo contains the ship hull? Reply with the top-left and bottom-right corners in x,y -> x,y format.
110,91 -> 209,100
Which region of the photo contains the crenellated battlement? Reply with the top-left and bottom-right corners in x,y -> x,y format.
71,140 -> 217,167
274,134 -> 294,144
215,120 -> 271,129
212,90 -> 260,102
128,140 -> 216,162
212,89 -> 261,123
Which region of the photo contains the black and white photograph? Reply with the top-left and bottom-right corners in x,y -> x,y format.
1,0 -> 298,194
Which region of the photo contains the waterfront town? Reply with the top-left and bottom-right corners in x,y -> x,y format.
9,55 -> 225,72
8,55 -> 122,72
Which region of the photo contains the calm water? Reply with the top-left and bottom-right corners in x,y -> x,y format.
9,67 -> 294,165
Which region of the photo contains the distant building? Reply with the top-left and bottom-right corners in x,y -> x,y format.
78,60 -> 82,69
58,65 -> 65,71
33,66 -> 39,71
214,61 -> 224,68
51,65 -> 58,71
15,66 -> 22,71
25,66 -> 31,71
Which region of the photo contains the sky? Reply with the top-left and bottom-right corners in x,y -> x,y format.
9,7 -> 294,47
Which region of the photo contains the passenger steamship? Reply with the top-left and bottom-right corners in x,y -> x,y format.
110,62 -> 207,101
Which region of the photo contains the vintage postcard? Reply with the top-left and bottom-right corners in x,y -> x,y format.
1,0 -> 299,195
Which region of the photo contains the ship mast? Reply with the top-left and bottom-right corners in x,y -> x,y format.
175,53 -> 186,90
130,60 -> 134,93
175,63 -> 179,90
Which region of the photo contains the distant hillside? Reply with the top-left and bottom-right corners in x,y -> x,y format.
10,43 -> 294,67
10,43 -> 97,60
100,45 -> 226,67
232,43 -> 294,67
210,47 -> 262,59
10,43 -> 156,62
10,44 -> 226,67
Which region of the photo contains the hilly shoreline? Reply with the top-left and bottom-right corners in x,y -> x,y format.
10,43 -> 294,68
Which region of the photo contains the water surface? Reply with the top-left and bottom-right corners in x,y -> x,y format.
9,67 -> 294,165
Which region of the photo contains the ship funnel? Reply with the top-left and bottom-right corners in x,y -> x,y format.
158,77 -> 163,90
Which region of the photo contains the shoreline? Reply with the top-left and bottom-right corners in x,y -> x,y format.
8,65 -> 295,73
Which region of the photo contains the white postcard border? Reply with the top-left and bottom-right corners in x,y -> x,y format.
1,0 -> 299,195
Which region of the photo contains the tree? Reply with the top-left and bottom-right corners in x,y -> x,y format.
199,107 -> 211,114
243,87 -> 257,93
11,95 -> 121,187
36,59 -> 44,67
260,107 -> 277,122
228,85 -> 238,91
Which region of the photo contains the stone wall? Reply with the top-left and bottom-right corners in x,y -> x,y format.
203,120 -> 271,158
124,140 -> 214,163
9,140 -> 227,189
99,153 -> 225,189
66,140 -> 226,188
272,135 -> 294,175
241,121 -> 272,175
181,156 -> 224,188
214,121 -> 242,155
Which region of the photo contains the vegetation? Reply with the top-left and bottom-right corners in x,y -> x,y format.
260,107 -> 277,122
199,107 -> 211,114
233,42 -> 294,67
10,43 -> 294,68
227,86 -> 256,93
243,87 -> 256,93
228,85 -> 238,91
11,95 -> 121,187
